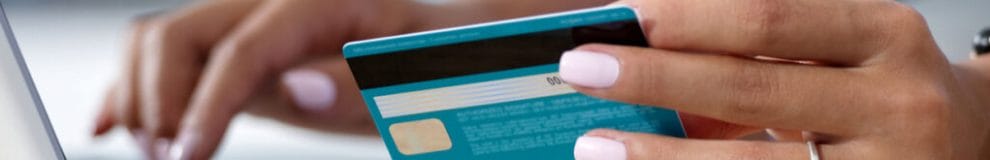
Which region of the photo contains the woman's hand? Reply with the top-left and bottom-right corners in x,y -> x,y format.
564,0 -> 989,159
90,0 -> 424,159
89,0 -> 616,159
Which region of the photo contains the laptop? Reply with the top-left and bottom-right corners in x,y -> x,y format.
0,2 -> 65,160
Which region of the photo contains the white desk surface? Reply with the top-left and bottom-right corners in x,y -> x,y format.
1,0 -> 985,159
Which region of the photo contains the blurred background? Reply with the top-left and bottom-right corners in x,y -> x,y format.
2,0 -> 390,159
0,0 -> 985,159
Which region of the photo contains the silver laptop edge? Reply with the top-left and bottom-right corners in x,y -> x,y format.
0,2 -> 66,159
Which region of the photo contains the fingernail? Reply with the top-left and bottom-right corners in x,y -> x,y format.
574,136 -> 627,160
154,138 -> 172,160
133,130 -> 150,147
170,131 -> 198,160
560,50 -> 620,88
131,130 -> 155,159
282,69 -> 337,113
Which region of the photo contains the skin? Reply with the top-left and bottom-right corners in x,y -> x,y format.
90,0 -> 990,159
568,0 -> 990,159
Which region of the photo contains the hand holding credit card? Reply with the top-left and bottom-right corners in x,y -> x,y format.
343,6 -> 684,159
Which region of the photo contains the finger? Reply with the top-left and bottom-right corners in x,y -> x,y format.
575,129 -> 846,160
128,129 -> 155,160
114,15 -> 154,130
246,54 -> 376,134
137,0 -> 262,142
171,1 -> 330,159
136,1 -> 263,159
560,44 -> 872,134
618,0 -> 896,65
92,85 -> 118,137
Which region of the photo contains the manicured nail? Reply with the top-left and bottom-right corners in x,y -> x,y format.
574,136 -> 627,160
282,69 -> 337,113
560,50 -> 620,88
132,130 -> 150,147
170,131 -> 198,160
131,130 -> 156,159
154,138 -> 172,160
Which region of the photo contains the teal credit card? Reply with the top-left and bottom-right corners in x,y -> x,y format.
343,6 -> 684,160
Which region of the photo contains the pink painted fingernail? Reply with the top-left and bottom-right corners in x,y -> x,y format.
574,136 -> 627,160
131,130 -> 155,159
170,130 -> 199,160
132,130 -> 149,146
560,50 -> 620,88
154,138 -> 172,160
282,69 -> 337,113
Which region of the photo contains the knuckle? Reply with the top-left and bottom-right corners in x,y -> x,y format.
641,0 -> 687,49
905,88 -> 950,114
616,51 -> 671,104
738,0 -> 787,52
884,84 -> 950,120
880,86 -> 951,135
146,17 -> 190,44
139,21 -> 188,60
718,61 -> 780,120
871,2 -> 929,38
729,62 -> 778,95
882,3 -> 926,27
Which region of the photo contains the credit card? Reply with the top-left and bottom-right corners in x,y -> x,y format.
343,6 -> 684,160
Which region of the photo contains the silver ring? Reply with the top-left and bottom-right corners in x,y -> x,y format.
806,140 -> 821,160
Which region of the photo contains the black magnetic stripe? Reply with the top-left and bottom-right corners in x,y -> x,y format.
347,20 -> 647,89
